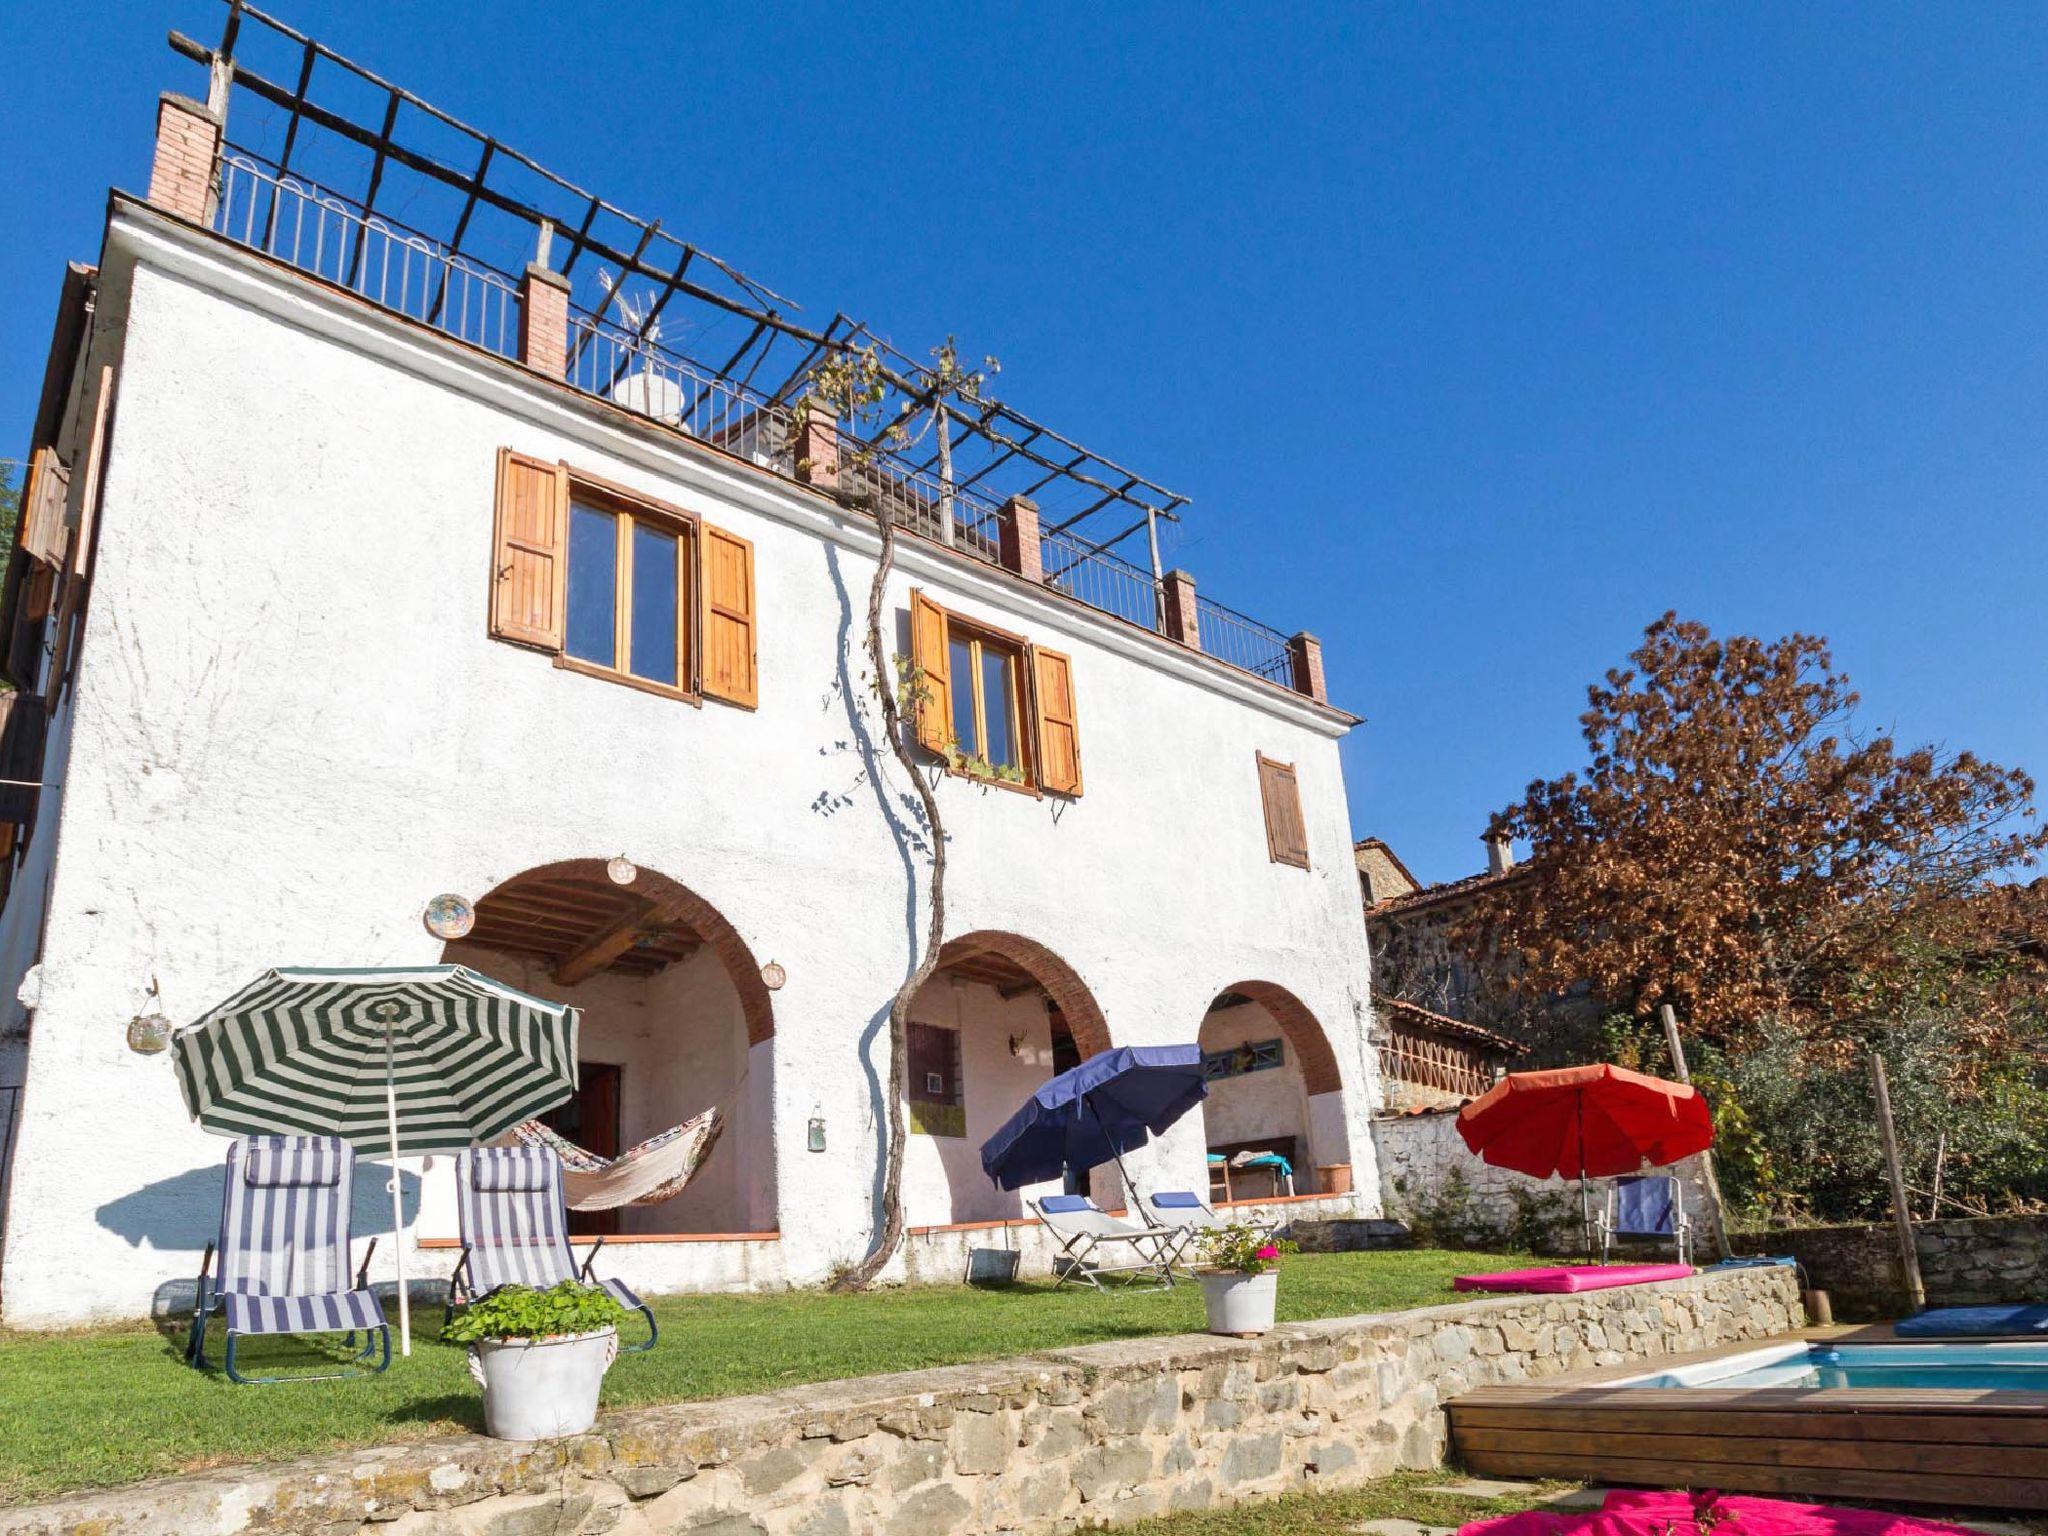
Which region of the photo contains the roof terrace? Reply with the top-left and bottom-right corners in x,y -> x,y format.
150,2 -> 1328,701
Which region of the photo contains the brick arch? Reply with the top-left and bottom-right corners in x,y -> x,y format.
457,857 -> 776,1046
935,930 -> 1113,1060
1207,980 -> 1342,1097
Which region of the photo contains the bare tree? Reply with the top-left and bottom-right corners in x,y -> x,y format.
797,340 -> 997,1290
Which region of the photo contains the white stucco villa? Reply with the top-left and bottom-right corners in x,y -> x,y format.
0,19 -> 1381,1326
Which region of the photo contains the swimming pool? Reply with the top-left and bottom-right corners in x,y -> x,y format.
1615,1339 -> 2048,1392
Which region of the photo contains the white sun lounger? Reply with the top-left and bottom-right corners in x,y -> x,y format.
1031,1194 -> 1176,1289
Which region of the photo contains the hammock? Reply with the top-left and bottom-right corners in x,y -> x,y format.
505,1107 -> 725,1210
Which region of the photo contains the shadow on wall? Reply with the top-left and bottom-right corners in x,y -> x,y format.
95,1160 -> 423,1253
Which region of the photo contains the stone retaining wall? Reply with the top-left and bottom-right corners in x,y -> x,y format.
1734,1212 -> 2048,1319
3,1266 -> 1803,1536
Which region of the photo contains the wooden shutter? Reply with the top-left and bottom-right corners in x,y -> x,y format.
700,523 -> 758,707
1029,645 -> 1083,796
18,449 -> 70,566
490,449 -> 568,649
1257,753 -> 1310,869
908,588 -> 951,754
44,368 -> 114,710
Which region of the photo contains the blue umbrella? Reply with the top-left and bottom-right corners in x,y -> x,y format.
981,1044 -> 1208,1195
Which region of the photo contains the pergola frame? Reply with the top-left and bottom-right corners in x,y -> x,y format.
172,1 -> 1189,569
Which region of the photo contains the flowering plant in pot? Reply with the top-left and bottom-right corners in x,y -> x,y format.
1193,1224 -> 1298,1337
445,1280 -> 628,1440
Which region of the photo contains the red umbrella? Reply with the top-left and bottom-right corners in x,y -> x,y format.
1457,1063 -> 1714,1177
1456,1063 -> 1714,1252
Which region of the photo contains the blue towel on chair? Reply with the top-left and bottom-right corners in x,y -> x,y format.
1894,1304 -> 2048,1337
1613,1176 -> 1675,1235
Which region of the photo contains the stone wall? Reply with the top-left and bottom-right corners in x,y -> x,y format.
3,1267 -> 1803,1536
1370,1109 -> 1716,1254
1734,1213 -> 2048,1319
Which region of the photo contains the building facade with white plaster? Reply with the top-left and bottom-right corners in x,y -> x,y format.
0,51 -> 1379,1326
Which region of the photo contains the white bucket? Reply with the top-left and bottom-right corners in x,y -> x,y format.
1199,1270 -> 1278,1336
467,1327 -> 619,1440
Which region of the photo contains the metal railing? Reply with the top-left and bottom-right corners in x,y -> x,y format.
214,154 -> 519,359
1041,529 -> 1162,634
1197,595 -> 1294,684
565,308 -> 796,465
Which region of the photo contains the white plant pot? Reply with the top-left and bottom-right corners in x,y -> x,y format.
467,1327 -> 618,1440
1200,1269 -> 1278,1336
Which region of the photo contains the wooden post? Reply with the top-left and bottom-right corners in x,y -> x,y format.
1659,1003 -> 1733,1260
1869,1052 -> 1927,1314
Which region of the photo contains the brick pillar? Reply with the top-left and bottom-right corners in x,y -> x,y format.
791,407 -> 840,490
1288,631 -> 1328,703
1161,569 -> 1201,649
996,495 -> 1042,582
517,264 -> 571,378
147,93 -> 222,225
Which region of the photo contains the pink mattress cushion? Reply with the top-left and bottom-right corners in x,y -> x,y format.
1452,1262 -> 1694,1294
1462,1490 -> 1987,1536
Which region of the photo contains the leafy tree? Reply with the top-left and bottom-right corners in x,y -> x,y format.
1478,613 -> 2047,1061
0,459 -> 19,549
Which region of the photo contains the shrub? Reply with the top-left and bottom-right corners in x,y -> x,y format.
443,1280 -> 627,1343
1195,1223 -> 1298,1274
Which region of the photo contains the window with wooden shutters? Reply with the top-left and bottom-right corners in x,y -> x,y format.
907,1022 -> 965,1137
906,589 -> 1084,797
490,451 -> 764,709
1257,753 -> 1310,869
700,525 -> 757,708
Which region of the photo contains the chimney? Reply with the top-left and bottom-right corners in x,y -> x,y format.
1484,830 -> 1515,876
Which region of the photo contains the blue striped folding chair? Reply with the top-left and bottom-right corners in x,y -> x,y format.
446,1144 -> 657,1351
186,1135 -> 391,1383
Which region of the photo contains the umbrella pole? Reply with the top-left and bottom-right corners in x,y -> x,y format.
1083,1092 -> 1145,1213
1577,1093 -> 1593,1259
385,1022 -> 412,1357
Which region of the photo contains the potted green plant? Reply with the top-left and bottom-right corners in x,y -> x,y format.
1193,1224 -> 1298,1337
445,1280 -> 628,1440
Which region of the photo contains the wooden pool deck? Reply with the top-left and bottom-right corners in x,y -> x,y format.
1447,1327 -> 2048,1511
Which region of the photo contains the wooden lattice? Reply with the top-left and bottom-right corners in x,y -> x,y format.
1378,1028 -> 1498,1099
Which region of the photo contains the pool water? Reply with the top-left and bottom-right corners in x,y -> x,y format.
1623,1341 -> 2048,1392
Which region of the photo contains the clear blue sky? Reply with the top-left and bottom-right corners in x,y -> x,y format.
5,4 -> 2044,885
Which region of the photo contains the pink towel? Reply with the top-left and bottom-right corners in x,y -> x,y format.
1452,1262 -> 1694,1294
1463,1490 -> 1986,1536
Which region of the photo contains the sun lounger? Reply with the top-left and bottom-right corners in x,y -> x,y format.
186,1135 -> 391,1383
447,1143 -> 657,1350
1595,1173 -> 1693,1265
1893,1303 -> 2048,1337
1144,1189 -> 1282,1272
1453,1262 -> 1694,1294
1031,1194 -> 1176,1289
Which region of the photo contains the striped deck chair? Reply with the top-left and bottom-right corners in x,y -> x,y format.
186,1135 -> 390,1383
447,1144 -> 657,1351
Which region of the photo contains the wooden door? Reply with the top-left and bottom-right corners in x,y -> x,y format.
542,1063 -> 622,1236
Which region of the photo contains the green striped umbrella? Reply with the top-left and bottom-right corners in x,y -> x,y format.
173,965 -> 580,1354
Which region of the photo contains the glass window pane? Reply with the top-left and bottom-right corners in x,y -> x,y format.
948,636 -> 977,756
980,647 -> 1017,768
565,501 -> 618,668
628,522 -> 679,686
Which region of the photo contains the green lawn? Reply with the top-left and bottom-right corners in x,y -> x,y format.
0,1248 -> 1515,1505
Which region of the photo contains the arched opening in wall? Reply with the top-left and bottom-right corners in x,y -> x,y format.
898,931 -> 1112,1228
1197,981 -> 1346,1204
440,858 -> 776,1238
